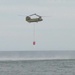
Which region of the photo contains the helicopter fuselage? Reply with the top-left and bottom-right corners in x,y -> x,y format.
26,16 -> 43,23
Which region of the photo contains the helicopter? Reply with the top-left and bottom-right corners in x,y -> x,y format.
25,13 -> 43,45
19,13 -> 50,45
26,13 -> 43,23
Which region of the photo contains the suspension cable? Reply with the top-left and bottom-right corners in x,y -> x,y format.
33,23 -> 36,45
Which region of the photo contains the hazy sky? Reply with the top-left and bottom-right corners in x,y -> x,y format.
0,0 -> 75,51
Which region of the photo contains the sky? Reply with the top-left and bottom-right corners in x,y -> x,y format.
0,0 -> 75,51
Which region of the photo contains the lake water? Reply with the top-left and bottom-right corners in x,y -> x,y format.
0,51 -> 75,75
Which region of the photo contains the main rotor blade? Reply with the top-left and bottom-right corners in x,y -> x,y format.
18,14 -> 52,18
18,15 -> 27,17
